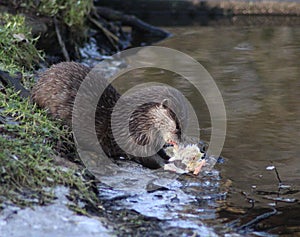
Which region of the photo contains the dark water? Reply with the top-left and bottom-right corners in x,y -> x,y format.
158,26 -> 300,234
81,25 -> 300,236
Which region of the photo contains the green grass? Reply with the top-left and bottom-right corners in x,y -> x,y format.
0,12 -> 98,207
0,89 -> 97,206
20,0 -> 93,28
0,13 -> 43,73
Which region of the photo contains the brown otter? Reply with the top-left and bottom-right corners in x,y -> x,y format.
31,62 -> 188,169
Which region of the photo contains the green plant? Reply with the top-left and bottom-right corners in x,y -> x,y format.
0,13 -> 43,73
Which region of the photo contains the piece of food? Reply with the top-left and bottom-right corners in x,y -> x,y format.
164,144 -> 206,175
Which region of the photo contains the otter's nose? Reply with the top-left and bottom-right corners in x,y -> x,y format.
198,140 -> 208,153
163,143 -> 173,148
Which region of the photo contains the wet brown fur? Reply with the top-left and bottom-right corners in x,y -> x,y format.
32,62 -> 186,168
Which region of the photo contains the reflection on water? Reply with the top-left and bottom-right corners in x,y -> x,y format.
158,26 -> 300,234
159,25 -> 300,188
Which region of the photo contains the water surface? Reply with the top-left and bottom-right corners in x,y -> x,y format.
158,25 -> 300,234
82,24 -> 300,235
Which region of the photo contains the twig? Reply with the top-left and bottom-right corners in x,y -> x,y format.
89,17 -> 119,42
53,17 -> 70,61
88,16 -> 120,51
274,166 -> 282,184
237,208 -> 277,232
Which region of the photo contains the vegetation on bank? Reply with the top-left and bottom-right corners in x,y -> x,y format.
0,13 -> 43,73
0,12 -> 98,208
9,0 -> 93,28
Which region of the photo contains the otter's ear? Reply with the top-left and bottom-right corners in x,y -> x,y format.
160,99 -> 170,108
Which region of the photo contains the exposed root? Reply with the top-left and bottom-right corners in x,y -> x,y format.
54,17 -> 70,62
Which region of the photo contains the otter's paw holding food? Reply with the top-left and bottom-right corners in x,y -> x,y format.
163,144 -> 206,175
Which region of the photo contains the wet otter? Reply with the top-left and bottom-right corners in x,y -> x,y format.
32,62 -> 188,169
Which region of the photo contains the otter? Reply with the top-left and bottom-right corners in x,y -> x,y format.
31,62 -> 188,169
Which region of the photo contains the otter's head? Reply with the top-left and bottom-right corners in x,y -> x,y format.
129,99 -> 181,150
